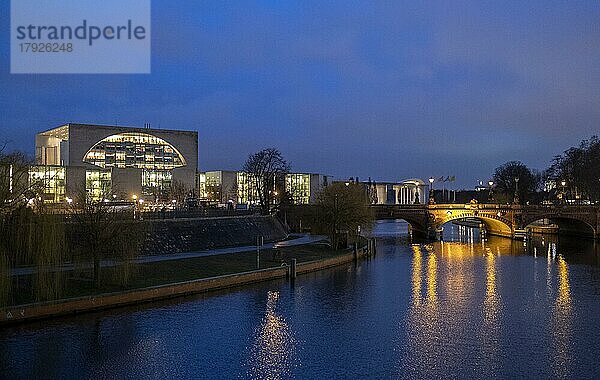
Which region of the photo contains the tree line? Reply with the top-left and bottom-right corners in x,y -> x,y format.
0,145 -> 143,307
492,136 -> 600,204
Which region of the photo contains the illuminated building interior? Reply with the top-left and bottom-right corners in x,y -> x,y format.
28,165 -> 66,203
197,172 -> 207,199
285,173 -> 311,204
237,172 -> 261,205
31,124 -> 198,204
142,169 -> 173,198
86,169 -> 112,201
83,132 -> 186,170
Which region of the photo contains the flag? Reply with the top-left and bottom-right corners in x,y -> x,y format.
450,176 -> 456,182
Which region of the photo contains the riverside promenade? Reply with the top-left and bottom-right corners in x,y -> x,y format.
2,234 -> 374,325
10,234 -> 328,277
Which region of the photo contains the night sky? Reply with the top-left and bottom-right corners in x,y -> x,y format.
1,1 -> 599,187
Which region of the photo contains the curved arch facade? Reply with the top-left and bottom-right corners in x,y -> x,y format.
83,132 -> 187,169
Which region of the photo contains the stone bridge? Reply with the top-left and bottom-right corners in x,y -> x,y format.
371,203 -> 600,239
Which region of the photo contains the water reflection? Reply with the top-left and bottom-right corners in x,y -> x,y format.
426,248 -> 437,304
484,251 -> 500,323
411,245 -> 422,307
481,249 -> 500,374
246,291 -> 296,380
4,220 -> 600,379
403,221 -> 586,378
552,255 -> 572,379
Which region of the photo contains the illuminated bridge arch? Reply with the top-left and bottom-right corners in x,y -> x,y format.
83,132 -> 187,169
431,209 -> 513,238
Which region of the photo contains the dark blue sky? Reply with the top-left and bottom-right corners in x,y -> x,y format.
2,1 -> 599,187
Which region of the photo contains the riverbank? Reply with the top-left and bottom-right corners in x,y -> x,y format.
0,239 -> 374,325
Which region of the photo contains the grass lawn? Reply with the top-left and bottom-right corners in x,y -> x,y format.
6,243 -> 347,307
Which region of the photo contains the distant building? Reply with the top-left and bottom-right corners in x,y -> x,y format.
201,170 -> 238,205
33,123 -> 198,203
354,178 -> 427,205
198,170 -> 331,206
285,173 -> 331,204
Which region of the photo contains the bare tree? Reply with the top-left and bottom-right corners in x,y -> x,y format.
68,186 -> 142,289
243,148 -> 290,214
170,179 -> 192,205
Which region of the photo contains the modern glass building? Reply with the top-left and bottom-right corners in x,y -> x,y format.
285,173 -> 330,204
197,170 -> 331,206
28,165 -> 66,203
33,123 -> 198,203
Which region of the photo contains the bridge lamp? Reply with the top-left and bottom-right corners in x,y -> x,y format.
446,210 -> 452,216
560,180 -> 567,204
428,177 -> 435,204
488,180 -> 494,187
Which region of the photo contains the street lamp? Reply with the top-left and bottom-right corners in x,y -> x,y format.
488,180 -> 494,203
560,180 -> 567,204
428,177 -> 435,204
132,194 -> 138,219
513,177 -> 520,204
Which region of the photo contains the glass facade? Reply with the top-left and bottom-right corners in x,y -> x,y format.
28,165 -> 66,203
197,172 -> 207,200
205,172 -> 223,203
85,170 -> 112,201
142,169 -> 173,198
83,132 -> 186,170
237,172 -> 260,205
286,173 -> 311,204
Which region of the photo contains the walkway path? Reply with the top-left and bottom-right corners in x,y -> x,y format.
11,234 -> 329,276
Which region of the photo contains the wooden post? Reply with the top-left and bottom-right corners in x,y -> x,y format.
290,258 -> 297,279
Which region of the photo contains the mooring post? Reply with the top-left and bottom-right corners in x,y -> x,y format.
290,258 -> 297,279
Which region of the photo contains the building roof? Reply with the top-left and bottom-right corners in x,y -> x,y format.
37,123 -> 198,139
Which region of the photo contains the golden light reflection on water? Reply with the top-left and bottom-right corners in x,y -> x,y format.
481,249 -> 500,373
397,226 -> 584,378
552,255 -> 572,379
247,291 -> 296,380
411,245 -> 422,306
484,250 -> 500,323
426,251 -> 437,304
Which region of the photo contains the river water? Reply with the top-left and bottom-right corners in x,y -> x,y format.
2,220 -> 600,379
